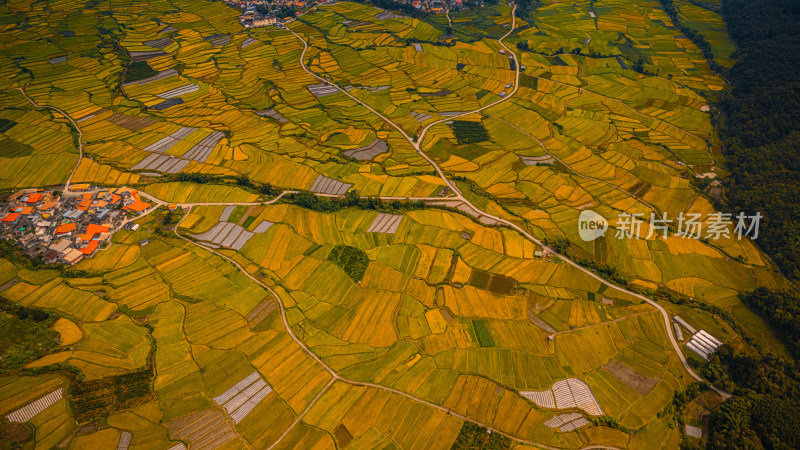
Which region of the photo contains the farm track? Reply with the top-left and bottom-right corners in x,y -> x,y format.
287,3 -> 728,404
17,87 -> 83,191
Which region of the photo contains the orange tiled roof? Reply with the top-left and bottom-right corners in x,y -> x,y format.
77,193 -> 92,211
55,223 -> 76,234
19,207 -> 34,214
124,193 -> 150,213
1,213 -> 20,222
24,193 -> 43,203
38,201 -> 57,210
86,223 -> 110,235
78,224 -> 110,242
80,240 -> 99,255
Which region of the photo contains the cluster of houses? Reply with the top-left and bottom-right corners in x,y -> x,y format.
0,185 -> 151,266
227,0 -> 310,27
412,0 -> 466,14
229,0 -> 475,28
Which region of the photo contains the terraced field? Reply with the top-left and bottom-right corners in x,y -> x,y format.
0,0 -> 786,448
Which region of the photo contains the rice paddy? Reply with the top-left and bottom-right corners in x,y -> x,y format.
0,0 -> 783,448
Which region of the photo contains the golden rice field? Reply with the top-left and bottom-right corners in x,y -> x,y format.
0,0 -> 787,448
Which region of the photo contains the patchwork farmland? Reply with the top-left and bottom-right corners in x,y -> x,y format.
0,0 -> 788,448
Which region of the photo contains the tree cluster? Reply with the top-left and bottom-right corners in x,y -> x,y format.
287,191 -> 426,213
327,245 -> 369,283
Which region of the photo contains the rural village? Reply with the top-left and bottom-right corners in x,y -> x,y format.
0,185 -> 151,266
230,0 -> 470,27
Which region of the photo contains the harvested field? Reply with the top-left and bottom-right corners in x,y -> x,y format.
365,213 -> 402,233
167,408 -> 236,450
420,89 -> 453,97
143,37 -> 171,49
543,412 -> 590,432
426,200 -> 499,226
410,111 -> 433,122
241,37 -> 257,48
521,155 -> 555,165
343,138 -> 388,160
439,308 -> 454,322
309,174 -> 352,195
131,153 -> 189,173
685,425 -> 702,438
48,56 -> 66,64
256,109 -> 288,123
334,424 -> 353,447
219,205 -> 235,222
213,372 -> 273,424
157,84 -> 199,99
204,34 -> 231,46
246,299 -> 276,328
413,43 -> 423,52
181,131 -> 224,162
521,378 -> 603,415
192,209 -> 271,249
0,277 -> 19,291
375,10 -> 405,20
167,445 -> 186,450
487,275 -> 515,295
193,222 -> 254,249
76,111 -> 102,122
603,361 -> 659,395
252,221 -> 272,233
520,389 -> 555,409
122,69 -> 178,87
553,378 -> 604,416
528,311 -> 557,334
5,388 -> 62,423
117,430 -> 132,449
142,127 -> 196,153
307,83 -> 339,97
107,113 -> 158,132
130,50 -> 167,61
150,98 -> 184,110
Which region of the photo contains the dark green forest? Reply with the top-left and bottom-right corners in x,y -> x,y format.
720,0 -> 800,280
703,288 -> 800,448
685,0 -> 800,446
